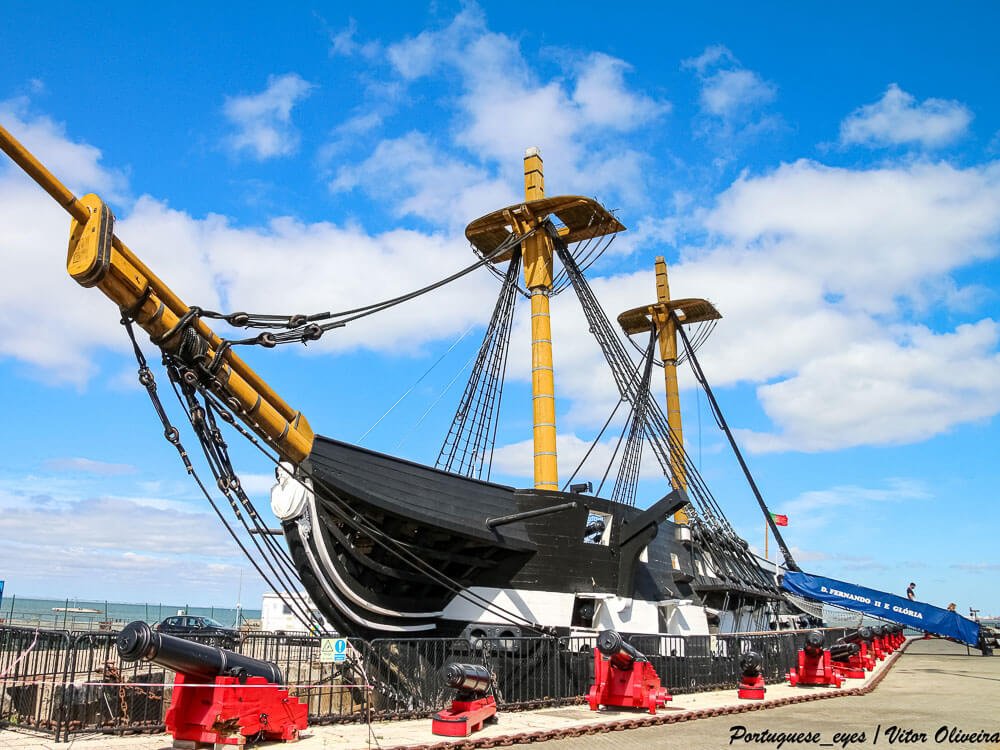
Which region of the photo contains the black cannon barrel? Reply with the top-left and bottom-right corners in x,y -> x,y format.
739,651 -> 763,677
838,627 -> 874,645
116,621 -> 283,684
442,663 -> 491,695
803,629 -> 825,656
829,643 -> 860,661
597,630 -> 647,670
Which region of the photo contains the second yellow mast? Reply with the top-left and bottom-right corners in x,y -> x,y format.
618,256 -> 721,522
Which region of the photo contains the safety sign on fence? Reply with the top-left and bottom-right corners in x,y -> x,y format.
320,637 -> 348,663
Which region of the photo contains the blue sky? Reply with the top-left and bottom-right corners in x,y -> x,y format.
1,2 -> 998,618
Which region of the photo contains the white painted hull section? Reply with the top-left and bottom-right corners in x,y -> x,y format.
439,586 -> 711,637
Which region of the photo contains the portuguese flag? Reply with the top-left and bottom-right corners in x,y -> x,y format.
770,513 -> 788,527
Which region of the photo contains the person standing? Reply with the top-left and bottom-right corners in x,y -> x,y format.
906,582 -> 916,601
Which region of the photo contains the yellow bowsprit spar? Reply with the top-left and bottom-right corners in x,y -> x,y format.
0,123 -> 314,463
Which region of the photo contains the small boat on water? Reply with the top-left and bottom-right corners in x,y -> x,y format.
52,607 -> 102,614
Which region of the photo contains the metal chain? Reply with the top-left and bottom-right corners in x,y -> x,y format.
119,314 -> 319,633
386,639 -> 911,749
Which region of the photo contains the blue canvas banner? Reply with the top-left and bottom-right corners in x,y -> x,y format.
782,571 -> 980,647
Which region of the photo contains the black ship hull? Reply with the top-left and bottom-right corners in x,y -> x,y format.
277,437 -> 780,640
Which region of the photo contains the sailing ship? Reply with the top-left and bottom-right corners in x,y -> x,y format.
1,127 -> 800,642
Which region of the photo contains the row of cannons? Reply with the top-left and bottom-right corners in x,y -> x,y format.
114,620 -> 905,746
785,623 -> 906,689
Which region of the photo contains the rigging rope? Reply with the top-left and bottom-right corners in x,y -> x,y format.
609,330 -> 657,508
357,323 -> 476,444
436,250 -> 521,479
191,227 -> 536,352
554,237 -> 777,593
120,316 -> 319,633
142,342 -> 554,636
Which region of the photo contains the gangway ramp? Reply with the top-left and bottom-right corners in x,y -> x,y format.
782,570 -> 981,647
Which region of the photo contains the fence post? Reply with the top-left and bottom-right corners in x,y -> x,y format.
52,631 -> 75,743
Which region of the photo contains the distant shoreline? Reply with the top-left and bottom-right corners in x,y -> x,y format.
1,595 -> 261,631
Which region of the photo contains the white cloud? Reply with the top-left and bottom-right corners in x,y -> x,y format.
950,562 -> 1000,572
742,321 -> 1000,452
328,18 -> 380,59
786,546 -> 830,563
0,110 -> 505,380
773,479 -> 931,533
700,69 -> 776,118
840,83 -> 972,149
331,9 -> 668,219
238,472 -> 279,497
0,98 -> 128,202
682,45 -> 779,155
782,478 -> 930,514
222,74 -> 315,160
681,45 -> 735,75
331,131 -> 516,230
0,106 -> 134,384
572,53 -> 668,129
702,160 -> 1000,314
684,160 -> 1000,450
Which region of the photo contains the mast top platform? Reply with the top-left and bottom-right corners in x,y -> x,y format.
618,297 -> 721,336
465,195 -> 625,263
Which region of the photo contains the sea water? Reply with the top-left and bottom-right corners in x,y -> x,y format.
0,596 -> 261,630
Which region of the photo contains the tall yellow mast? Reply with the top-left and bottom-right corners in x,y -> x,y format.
618,257 -> 721,522
521,148 -> 559,490
465,150 -> 625,493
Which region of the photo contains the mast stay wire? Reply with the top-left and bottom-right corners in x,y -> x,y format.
592,331 -> 655,503
357,323 -> 477,444
436,250 -> 522,479
559,359 -> 642,492
610,329 -> 658,508
393,350 -> 477,452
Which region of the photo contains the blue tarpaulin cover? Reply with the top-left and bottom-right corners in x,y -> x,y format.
782,570 -> 980,647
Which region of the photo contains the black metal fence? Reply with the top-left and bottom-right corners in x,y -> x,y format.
0,625 -> 852,742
